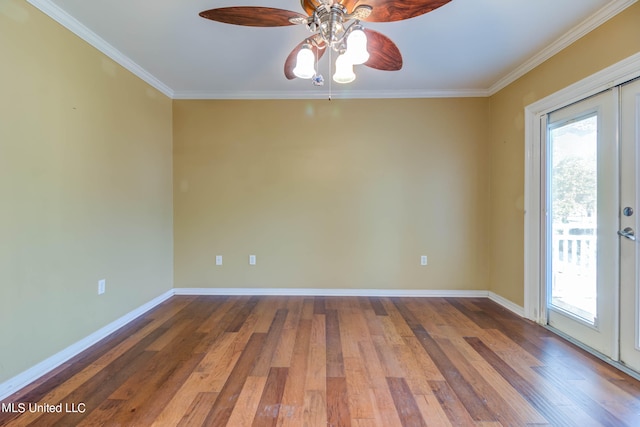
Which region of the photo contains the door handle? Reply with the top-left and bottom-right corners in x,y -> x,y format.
618,227 -> 636,241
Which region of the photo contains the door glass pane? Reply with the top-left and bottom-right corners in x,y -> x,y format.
549,114 -> 597,324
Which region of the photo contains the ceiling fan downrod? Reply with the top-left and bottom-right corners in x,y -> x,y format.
298,3 -> 373,54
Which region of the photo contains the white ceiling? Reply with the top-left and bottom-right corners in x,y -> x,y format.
28,0 -> 636,99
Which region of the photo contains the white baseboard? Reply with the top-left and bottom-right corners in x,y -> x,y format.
1,287 -> 524,401
173,287 -> 490,298
0,289 -> 174,401
175,287 -> 524,316
488,291 -> 526,317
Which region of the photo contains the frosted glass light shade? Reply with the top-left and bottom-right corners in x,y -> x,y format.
293,46 -> 315,79
333,54 -> 355,84
345,28 -> 369,65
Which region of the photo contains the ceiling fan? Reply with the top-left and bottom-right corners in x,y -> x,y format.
199,0 -> 452,84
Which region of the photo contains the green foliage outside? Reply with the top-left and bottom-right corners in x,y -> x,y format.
552,156 -> 596,223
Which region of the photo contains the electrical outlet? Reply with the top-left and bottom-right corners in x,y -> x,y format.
98,279 -> 106,295
420,255 -> 428,266
249,255 -> 256,265
216,255 -> 223,265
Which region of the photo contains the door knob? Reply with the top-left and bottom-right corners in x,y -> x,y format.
618,227 -> 636,241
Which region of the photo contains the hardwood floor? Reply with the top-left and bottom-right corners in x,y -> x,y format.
2,295 -> 640,426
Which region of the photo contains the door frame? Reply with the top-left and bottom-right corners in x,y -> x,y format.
524,52 -> 640,324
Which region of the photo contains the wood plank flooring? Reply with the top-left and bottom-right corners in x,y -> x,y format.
2,296 -> 640,426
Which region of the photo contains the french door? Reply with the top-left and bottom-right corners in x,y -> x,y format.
545,90 -> 618,358
620,78 -> 640,372
544,79 -> 640,370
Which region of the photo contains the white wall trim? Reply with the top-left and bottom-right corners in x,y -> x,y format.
26,0 -> 174,99
171,88 -> 491,100
488,292 -> 526,318
173,287 -> 489,298
175,287 -> 525,316
488,0 -> 638,95
0,290 -> 174,401
524,52 -> 640,324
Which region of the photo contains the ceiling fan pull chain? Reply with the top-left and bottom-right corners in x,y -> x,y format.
312,44 -> 324,86
328,47 -> 332,101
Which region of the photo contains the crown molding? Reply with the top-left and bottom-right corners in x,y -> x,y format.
171,88 -> 491,100
26,0 -> 174,99
488,0 -> 638,96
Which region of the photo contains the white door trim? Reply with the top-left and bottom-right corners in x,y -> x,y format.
524,52 -> 640,323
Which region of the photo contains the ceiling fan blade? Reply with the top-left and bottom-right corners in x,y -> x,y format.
284,39 -> 326,80
199,7 -> 307,27
363,29 -> 402,71
301,0 -> 319,16
359,0 -> 451,22
339,0 -> 360,14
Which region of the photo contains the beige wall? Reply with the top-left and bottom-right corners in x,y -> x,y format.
0,1 -> 173,384
2,0 -> 639,388
174,99 -> 491,291
489,2 -> 640,305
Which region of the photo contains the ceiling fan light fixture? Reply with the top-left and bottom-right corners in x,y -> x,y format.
345,27 -> 369,65
293,44 -> 316,79
333,54 -> 355,84
199,0 -> 425,85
